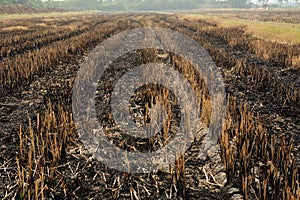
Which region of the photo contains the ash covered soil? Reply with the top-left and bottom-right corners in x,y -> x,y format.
0,13 -> 299,199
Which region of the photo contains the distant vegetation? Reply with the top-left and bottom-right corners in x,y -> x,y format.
0,0 -> 299,11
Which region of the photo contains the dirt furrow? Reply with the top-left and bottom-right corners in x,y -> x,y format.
0,13 -> 299,200
151,14 -> 299,199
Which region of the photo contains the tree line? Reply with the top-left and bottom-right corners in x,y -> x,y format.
0,0 -> 295,10
0,0 -> 40,6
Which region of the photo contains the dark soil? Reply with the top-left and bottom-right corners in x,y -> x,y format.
0,12 -> 299,199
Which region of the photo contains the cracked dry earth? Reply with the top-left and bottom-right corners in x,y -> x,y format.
0,13 -> 299,199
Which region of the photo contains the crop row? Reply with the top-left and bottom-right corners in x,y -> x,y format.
155,15 -> 299,199
0,16 -> 134,95
198,10 -> 300,24
162,15 -> 300,112
181,17 -> 300,68
0,17 -> 107,59
1,13 -> 298,200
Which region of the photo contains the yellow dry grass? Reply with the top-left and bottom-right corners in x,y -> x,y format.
1,25 -> 29,31
35,23 -> 48,27
182,14 -> 300,45
0,10 -> 100,20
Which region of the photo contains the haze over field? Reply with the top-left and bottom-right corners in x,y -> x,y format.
0,0 -> 299,11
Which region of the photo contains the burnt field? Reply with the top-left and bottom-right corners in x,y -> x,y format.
0,12 -> 299,199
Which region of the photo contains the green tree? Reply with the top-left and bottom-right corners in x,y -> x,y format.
228,0 -> 248,7
0,0 -> 42,6
0,0 -> 19,5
